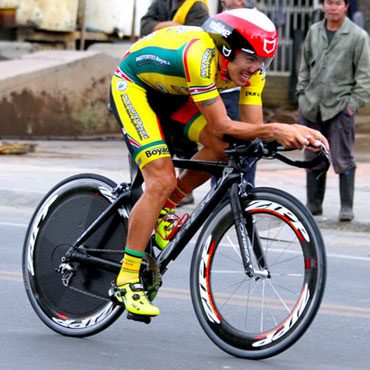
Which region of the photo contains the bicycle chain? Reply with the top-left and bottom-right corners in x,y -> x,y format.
62,246 -> 122,302
64,247 -> 154,302
79,247 -> 124,254
67,283 -> 111,302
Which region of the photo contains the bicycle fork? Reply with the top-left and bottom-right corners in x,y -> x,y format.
229,183 -> 270,280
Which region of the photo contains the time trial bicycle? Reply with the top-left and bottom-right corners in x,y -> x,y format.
23,138 -> 330,359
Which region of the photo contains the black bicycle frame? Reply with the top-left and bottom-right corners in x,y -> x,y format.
67,156 -> 251,276
66,137 -> 329,279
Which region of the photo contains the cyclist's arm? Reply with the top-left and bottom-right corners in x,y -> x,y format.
195,97 -> 329,150
239,69 -> 264,125
239,104 -> 263,125
195,96 -> 273,141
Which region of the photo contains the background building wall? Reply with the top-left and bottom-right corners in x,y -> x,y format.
357,0 -> 370,34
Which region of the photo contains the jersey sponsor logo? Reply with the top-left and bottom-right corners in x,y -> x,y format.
263,38 -> 277,54
209,20 -> 232,38
245,91 -> 261,97
171,85 -> 183,94
116,79 -> 128,92
200,48 -> 215,79
171,85 -> 189,94
156,82 -> 169,94
121,94 -> 150,140
145,145 -> 170,158
136,54 -> 171,67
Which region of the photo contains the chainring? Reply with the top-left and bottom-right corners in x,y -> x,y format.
141,253 -> 161,302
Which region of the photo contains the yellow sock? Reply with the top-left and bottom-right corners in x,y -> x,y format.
116,247 -> 144,286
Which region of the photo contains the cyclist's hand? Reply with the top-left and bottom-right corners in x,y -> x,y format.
276,124 -> 329,152
292,124 -> 329,152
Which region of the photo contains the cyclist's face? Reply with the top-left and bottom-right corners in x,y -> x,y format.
322,0 -> 349,24
227,52 -> 263,86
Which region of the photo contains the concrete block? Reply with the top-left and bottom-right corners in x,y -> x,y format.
0,41 -> 35,60
0,49 -> 128,137
87,42 -> 132,60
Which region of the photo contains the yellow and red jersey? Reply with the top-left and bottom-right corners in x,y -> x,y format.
115,26 -> 265,106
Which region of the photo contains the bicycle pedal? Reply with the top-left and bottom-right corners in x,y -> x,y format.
108,283 -> 125,306
108,286 -> 116,300
127,312 -> 152,324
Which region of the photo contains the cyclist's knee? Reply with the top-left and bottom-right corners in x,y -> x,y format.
211,145 -> 228,160
146,173 -> 176,201
200,144 -> 228,161
142,159 -> 177,199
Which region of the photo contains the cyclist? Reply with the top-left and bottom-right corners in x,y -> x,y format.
109,8 -> 329,317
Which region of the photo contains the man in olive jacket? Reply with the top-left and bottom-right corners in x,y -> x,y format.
296,0 -> 370,222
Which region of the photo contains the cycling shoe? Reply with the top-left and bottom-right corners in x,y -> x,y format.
111,280 -> 160,317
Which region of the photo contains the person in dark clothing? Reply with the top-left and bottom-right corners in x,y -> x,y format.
296,0 -> 370,222
140,0 -> 209,36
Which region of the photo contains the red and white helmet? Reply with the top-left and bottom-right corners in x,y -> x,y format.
202,8 -> 278,68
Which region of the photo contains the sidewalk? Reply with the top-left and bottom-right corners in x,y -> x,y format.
1,138 -> 370,233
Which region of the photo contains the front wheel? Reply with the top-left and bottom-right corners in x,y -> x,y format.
23,174 -> 130,337
190,187 -> 326,359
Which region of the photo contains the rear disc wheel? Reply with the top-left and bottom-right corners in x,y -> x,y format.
23,174 -> 130,337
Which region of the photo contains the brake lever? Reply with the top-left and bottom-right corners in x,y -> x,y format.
304,141 -> 331,173
270,141 -> 330,172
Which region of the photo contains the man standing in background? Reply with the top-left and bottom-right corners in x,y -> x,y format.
140,0 -> 210,206
297,0 -> 370,222
141,0 -> 209,35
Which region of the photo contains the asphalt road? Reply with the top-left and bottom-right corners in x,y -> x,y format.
0,140 -> 369,369
1,205 -> 370,370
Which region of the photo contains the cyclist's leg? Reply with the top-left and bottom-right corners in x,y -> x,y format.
168,98 -> 228,190
126,157 -> 176,252
111,76 -> 178,250
184,121 -> 228,188
112,158 -> 176,315
110,76 -> 177,314
178,124 -> 228,189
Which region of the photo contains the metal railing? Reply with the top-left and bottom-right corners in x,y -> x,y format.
257,0 -> 323,73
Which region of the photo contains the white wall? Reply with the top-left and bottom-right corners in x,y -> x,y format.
84,0 -> 219,36
0,0 -> 79,32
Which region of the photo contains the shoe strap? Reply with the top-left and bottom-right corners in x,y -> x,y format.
159,207 -> 175,217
